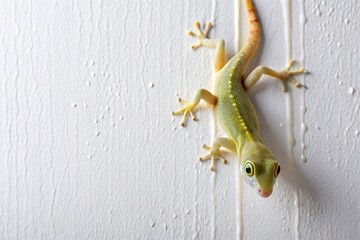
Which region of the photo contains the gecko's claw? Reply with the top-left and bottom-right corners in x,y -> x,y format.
190,44 -> 201,50
172,98 -> 197,127
187,21 -> 213,50
279,59 -> 307,91
289,77 -> 308,89
187,30 -> 196,37
286,58 -> 296,70
199,143 -> 227,171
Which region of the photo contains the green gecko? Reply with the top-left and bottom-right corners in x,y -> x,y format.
173,0 -> 306,198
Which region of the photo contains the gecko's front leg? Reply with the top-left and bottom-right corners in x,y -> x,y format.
200,138 -> 237,171
172,89 -> 217,127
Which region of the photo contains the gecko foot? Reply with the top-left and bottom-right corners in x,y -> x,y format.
199,144 -> 228,172
279,59 -> 307,92
172,98 -> 197,127
187,21 -> 213,50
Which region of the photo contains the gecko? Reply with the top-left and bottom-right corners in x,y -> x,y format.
172,0 -> 306,198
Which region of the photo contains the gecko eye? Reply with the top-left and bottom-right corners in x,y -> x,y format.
244,161 -> 255,176
274,164 -> 281,177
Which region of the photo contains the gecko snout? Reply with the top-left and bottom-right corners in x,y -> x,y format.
258,189 -> 272,198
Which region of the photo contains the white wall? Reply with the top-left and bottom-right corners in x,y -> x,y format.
0,0 -> 359,239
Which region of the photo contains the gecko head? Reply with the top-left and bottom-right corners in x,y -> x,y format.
239,142 -> 281,198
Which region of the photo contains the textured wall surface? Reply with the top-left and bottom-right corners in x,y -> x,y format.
0,0 -> 359,239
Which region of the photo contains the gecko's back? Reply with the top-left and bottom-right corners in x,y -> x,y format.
214,0 -> 262,147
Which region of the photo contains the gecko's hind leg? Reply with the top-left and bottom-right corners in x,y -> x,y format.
188,21 -> 225,72
243,59 -> 307,92
172,89 -> 217,127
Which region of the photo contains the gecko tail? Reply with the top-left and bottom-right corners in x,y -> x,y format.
241,0 -> 261,62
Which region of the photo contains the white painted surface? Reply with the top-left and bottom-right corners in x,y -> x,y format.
0,0 -> 359,239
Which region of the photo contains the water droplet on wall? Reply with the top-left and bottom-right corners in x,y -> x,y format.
149,219 -> 155,228
301,154 -> 307,163
348,87 -> 354,95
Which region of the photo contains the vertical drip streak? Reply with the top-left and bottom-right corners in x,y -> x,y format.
211,0 -> 217,24
209,173 -> 216,240
294,188 -> 300,240
280,0 -> 300,239
210,1 -> 218,240
298,0 -> 307,237
281,0 -> 296,156
234,1 -> 244,240
299,0 -> 307,163
12,1 -> 20,238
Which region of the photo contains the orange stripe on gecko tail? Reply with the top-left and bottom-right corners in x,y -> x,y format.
241,0 -> 261,61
